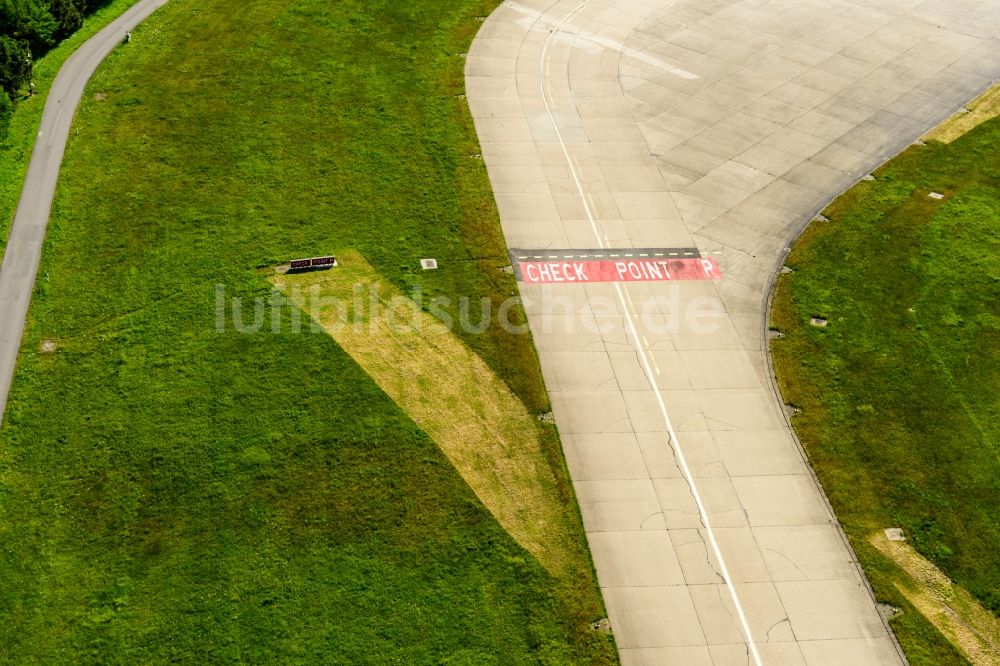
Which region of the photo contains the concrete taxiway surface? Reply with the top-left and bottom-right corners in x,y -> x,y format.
0,0 -> 169,422
468,0 -> 1000,663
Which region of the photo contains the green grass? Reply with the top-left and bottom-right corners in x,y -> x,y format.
772,116 -> 1000,664
0,0 -> 615,662
0,0 -> 144,251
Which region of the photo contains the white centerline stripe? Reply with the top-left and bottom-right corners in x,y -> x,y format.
538,6 -> 763,666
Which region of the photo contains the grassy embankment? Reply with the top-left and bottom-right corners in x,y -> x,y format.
772,108 -> 1000,664
0,0 -> 615,662
0,0 -> 144,250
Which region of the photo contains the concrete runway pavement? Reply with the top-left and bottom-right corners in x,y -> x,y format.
0,0 -> 169,423
468,0 -> 1000,664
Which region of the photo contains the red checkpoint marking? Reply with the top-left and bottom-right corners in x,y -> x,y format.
519,257 -> 722,284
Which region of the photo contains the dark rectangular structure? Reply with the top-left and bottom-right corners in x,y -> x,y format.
288,256 -> 337,271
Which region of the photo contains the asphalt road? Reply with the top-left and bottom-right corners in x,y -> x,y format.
0,0 -> 168,423
468,0 -> 1000,664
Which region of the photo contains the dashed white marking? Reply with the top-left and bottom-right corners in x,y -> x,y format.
510,1 -> 698,80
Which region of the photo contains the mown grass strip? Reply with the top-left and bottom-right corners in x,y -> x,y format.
869,531 -> 1000,665
272,251 -> 582,577
924,83 -> 1000,144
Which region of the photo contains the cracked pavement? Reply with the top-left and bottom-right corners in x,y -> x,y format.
467,0 -> 1000,663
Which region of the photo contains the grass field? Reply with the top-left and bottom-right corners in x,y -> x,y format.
772,115 -> 1000,664
271,252 -> 583,577
0,0 -> 615,662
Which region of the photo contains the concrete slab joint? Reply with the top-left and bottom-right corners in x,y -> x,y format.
470,0 -> 1000,663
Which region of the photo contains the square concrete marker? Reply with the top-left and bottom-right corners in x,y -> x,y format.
928,191 -> 944,200
884,527 -> 905,542
420,258 -> 438,270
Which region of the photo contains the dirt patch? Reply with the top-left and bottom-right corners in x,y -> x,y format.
39,340 -> 57,353
870,531 -> 1000,664
93,92 -> 108,101
271,251 -> 576,576
924,83 -> 1000,143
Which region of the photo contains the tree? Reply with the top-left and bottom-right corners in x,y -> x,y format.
0,34 -> 31,100
48,0 -> 85,38
0,85 -> 12,142
0,0 -> 58,53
